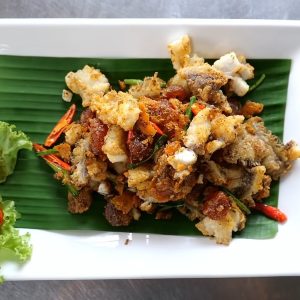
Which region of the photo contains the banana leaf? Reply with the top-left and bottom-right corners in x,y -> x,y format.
0,56 -> 291,239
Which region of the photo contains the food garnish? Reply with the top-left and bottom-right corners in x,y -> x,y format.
44,104 -> 76,147
248,73 -> 266,93
254,202 -> 287,223
34,35 -> 300,245
0,121 -> 32,183
0,121 -> 32,280
0,195 -> 32,282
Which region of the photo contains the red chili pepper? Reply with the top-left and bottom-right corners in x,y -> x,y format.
33,143 -> 71,172
0,208 -> 4,226
127,130 -> 135,144
254,202 -> 287,223
44,104 -> 76,147
150,121 -> 164,135
191,103 -> 206,115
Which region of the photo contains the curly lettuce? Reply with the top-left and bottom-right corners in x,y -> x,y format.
0,195 -> 32,262
0,121 -> 32,183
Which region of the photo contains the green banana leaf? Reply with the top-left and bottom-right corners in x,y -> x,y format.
0,56 -> 291,239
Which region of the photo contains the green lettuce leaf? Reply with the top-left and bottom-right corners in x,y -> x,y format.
0,122 -> 32,183
0,195 -> 32,262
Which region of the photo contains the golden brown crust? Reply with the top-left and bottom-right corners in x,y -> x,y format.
60,35 -> 300,246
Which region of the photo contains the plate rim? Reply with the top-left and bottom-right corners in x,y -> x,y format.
1,18 -> 300,280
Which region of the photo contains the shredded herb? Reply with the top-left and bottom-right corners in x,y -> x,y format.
184,96 -> 197,130
248,74 -> 266,93
185,96 -> 197,120
36,149 -> 59,156
158,200 -> 185,211
128,135 -> 168,169
45,161 -> 79,196
124,79 -> 143,85
222,188 -> 251,215
124,79 -> 166,88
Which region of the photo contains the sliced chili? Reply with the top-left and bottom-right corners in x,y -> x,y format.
33,143 -> 71,171
44,104 -> 76,147
0,208 -> 4,226
191,103 -> 206,115
150,121 -> 164,135
127,130 -> 135,144
254,202 -> 287,223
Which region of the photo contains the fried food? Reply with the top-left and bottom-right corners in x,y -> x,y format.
51,35 -> 300,245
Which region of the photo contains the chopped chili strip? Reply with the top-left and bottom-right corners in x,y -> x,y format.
150,121 -> 164,135
191,103 -> 206,115
44,104 -> 76,147
254,202 -> 287,223
0,208 -> 4,226
127,130 -> 135,144
33,143 -> 72,171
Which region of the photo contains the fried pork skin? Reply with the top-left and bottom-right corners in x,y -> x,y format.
91,91 -> 141,131
102,125 -> 128,163
196,200 -> 246,245
136,142 -> 198,203
222,117 -> 300,180
64,123 -> 84,146
67,188 -> 93,214
184,107 -> 244,156
59,35 -> 300,245
70,137 -> 91,188
140,96 -> 188,139
129,73 -> 164,99
213,52 -> 254,96
204,161 -> 270,206
65,65 -> 110,107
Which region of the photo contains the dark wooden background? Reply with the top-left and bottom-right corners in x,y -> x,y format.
1,1 -> 300,299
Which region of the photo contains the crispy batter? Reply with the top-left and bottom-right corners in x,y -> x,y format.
138,146 -> 198,203
64,123 -> 83,146
180,64 -> 231,113
127,165 -> 153,192
90,91 -> 140,131
65,65 -> 110,107
196,201 -> 246,245
222,117 -> 300,180
86,158 -> 107,182
104,202 -> 133,226
129,73 -> 164,99
168,35 -> 192,70
204,161 -> 269,206
184,107 -> 244,156
111,191 -> 141,214
213,52 -> 254,96
60,35 -> 300,245
102,125 -> 128,163
67,187 -> 93,214
240,100 -> 264,118
54,143 -> 71,162
141,96 -> 189,139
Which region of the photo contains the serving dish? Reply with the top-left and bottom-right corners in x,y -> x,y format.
0,19 -> 300,279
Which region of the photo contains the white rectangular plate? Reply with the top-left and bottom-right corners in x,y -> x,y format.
1,19 -> 300,280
